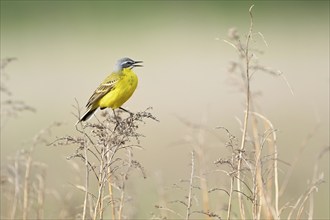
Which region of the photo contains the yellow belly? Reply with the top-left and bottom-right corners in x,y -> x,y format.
98,70 -> 138,109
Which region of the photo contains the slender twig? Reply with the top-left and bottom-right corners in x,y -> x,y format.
251,111 -> 279,218
118,180 -> 125,220
22,152 -> 32,220
250,111 -> 264,220
36,173 -> 45,219
94,150 -> 105,220
107,155 -> 116,220
186,151 -> 195,220
10,152 -> 20,219
226,175 -> 234,220
75,100 -> 90,220
82,132 -> 89,220
236,5 -> 254,219
296,186 -> 319,219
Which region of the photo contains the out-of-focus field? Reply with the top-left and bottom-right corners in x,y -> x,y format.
1,1 -> 329,219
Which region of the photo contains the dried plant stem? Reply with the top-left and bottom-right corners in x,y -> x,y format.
287,179 -> 322,220
118,182 -> 125,220
251,114 -> 266,220
272,134 -> 279,219
107,169 -> 116,220
94,155 -> 105,220
236,74 -> 247,217
36,174 -> 45,219
186,151 -> 195,220
226,175 -> 234,220
106,141 -> 116,220
237,5 -> 254,219
251,111 -> 279,218
108,142 -> 123,219
94,184 -> 104,220
75,105 -> 90,220
82,139 -> 89,220
296,186 -> 318,219
200,176 -> 210,218
23,153 -> 32,220
10,153 -> 20,219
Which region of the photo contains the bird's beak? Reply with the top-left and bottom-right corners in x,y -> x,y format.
133,60 -> 143,67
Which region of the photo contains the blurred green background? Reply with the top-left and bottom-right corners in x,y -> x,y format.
1,1 -> 329,219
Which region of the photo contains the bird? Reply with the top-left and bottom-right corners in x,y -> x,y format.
77,57 -> 143,123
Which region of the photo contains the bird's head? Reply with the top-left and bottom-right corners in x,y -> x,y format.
114,57 -> 143,71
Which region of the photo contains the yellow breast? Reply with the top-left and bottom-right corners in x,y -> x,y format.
98,68 -> 138,109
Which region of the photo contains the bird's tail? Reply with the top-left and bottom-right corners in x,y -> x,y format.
76,107 -> 98,124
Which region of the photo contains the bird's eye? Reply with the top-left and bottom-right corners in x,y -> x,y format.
121,60 -> 134,68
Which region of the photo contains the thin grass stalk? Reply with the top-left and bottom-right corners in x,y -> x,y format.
82,132 -> 89,220
107,140 -> 123,219
251,113 -> 275,219
272,128 -> 279,219
251,111 -> 279,218
308,165 -> 317,219
107,166 -> 116,219
251,115 -> 263,219
237,5 -> 254,219
200,177 -> 210,219
36,174 -> 45,219
186,151 -> 195,220
99,159 -> 105,219
23,153 -> 32,220
264,123 -> 276,218
296,186 -> 318,219
93,182 -> 104,220
226,175 -> 234,220
10,153 -> 19,219
106,137 -> 116,220
118,184 -> 125,220
94,150 -> 105,220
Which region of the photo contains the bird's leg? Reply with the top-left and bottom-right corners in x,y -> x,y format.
119,107 -> 134,117
112,109 -> 120,131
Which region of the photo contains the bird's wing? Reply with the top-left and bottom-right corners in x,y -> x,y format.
85,72 -> 121,108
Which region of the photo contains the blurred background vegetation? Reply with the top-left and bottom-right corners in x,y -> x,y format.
1,1 -> 329,219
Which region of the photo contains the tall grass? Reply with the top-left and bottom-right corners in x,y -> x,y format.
152,5 -> 328,220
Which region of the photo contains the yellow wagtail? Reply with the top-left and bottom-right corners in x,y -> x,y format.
77,57 -> 143,123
